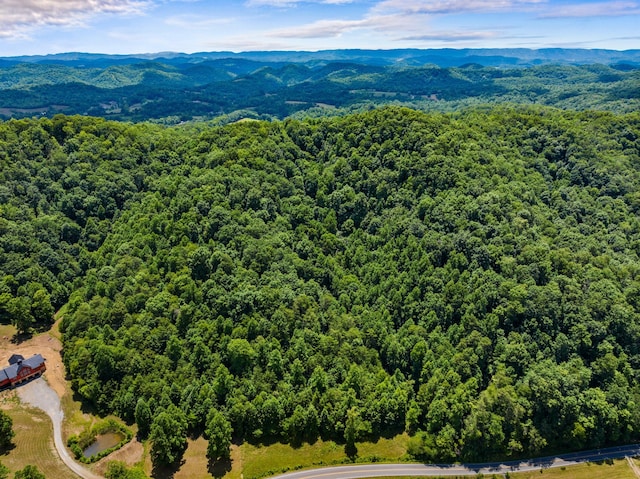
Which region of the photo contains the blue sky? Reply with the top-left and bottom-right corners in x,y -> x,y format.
1,0 -> 639,56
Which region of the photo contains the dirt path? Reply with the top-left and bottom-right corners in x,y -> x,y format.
627,456 -> 640,478
17,379 -> 103,479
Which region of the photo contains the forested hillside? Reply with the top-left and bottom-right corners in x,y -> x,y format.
0,60 -> 638,123
2,107 -> 640,464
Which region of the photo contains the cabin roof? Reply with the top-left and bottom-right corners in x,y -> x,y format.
1,354 -> 45,382
8,354 -> 24,365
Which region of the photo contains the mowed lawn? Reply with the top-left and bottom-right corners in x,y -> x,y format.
170,434 -> 410,479
0,402 -> 77,479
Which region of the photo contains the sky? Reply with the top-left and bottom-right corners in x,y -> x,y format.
0,0 -> 639,57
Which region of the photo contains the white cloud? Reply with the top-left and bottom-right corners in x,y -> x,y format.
268,18 -> 367,37
400,30 -> 499,42
246,0 -> 353,6
207,38 -> 293,51
0,0 -> 150,39
373,0 -> 546,15
373,0 -> 640,18
165,14 -> 235,28
538,1 -> 640,18
267,11 -> 423,38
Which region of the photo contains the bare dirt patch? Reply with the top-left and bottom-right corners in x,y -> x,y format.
93,437 -> 145,476
0,323 -> 67,399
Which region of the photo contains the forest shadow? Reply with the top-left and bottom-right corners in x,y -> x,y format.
208,457 -> 232,479
246,432 -> 319,449
151,459 -> 184,479
10,331 -> 33,345
0,442 -> 17,456
70,389 -> 100,416
377,425 -> 404,440
246,434 -> 281,447
8,320 -> 58,345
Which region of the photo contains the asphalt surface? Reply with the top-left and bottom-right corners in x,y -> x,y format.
268,444 -> 640,479
17,377 -> 103,479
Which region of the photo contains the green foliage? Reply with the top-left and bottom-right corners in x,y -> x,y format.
134,398 -> 152,439
149,405 -> 188,467
206,409 -> 232,462
0,462 -> 8,479
0,59 -> 638,123
3,106 -> 640,463
0,411 -> 14,451
344,407 -> 371,458
13,465 -> 44,479
105,461 -> 148,479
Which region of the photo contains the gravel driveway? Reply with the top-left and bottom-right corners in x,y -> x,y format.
17,378 -> 103,479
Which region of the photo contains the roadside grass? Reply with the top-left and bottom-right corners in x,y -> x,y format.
168,435 -> 638,479
166,434 -> 410,479
0,400 -> 77,478
237,434 -> 410,479
357,459 -> 636,479
510,459 -> 637,478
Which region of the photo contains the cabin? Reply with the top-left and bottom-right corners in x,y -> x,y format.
0,354 -> 46,390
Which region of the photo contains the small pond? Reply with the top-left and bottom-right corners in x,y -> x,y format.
82,432 -> 125,458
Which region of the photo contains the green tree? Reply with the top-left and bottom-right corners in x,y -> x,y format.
226,338 -> 257,375
30,289 -> 54,324
0,411 -> 14,450
344,407 -> 370,458
105,461 -> 148,479
8,297 -> 34,335
14,465 -> 45,479
205,409 -> 233,462
149,406 -> 187,467
134,398 -> 152,439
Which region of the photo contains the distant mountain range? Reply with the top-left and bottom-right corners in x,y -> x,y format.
0,48 -> 638,123
2,48 -> 640,68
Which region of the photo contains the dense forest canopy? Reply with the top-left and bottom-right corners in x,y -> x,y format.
2,106 -> 640,464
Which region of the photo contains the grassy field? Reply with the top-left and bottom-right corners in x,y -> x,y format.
509,459 -> 637,478
0,397 -> 77,478
355,459 -> 637,478
167,434 -> 411,479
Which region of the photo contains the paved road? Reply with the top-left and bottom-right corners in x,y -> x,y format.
17,378 -> 103,479
268,444 -> 640,479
